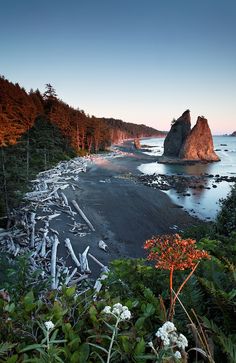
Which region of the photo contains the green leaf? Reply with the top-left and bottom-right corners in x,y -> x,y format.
87,343 -> 108,354
23,291 -> 36,312
20,343 -> 46,353
135,317 -> 146,331
89,305 -> 98,325
6,355 -> 18,363
120,335 -> 131,354
134,338 -> 146,356
64,286 -> 76,298
0,342 -> 16,357
71,343 -> 90,363
4,303 -> 15,313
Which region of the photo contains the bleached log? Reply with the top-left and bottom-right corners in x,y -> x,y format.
88,253 -> 105,268
72,200 -> 95,232
48,213 -> 61,221
51,235 -> 60,289
30,212 -> 36,248
93,266 -> 110,297
49,228 -> 59,236
59,184 -> 69,190
65,267 -> 77,285
79,246 -> 91,273
60,192 -> 68,206
14,245 -> 20,257
68,274 -> 89,286
0,231 -> 12,240
65,238 -> 81,267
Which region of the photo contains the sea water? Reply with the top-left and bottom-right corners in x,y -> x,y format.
138,136 -> 236,220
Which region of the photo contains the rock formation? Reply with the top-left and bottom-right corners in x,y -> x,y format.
162,111 -> 220,162
179,116 -> 220,161
231,131 -> 236,136
134,138 -> 141,149
163,110 -> 191,157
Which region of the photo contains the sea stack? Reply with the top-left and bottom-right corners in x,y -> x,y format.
162,110 -> 220,162
163,109 -> 191,157
179,116 -> 220,161
134,138 -> 141,149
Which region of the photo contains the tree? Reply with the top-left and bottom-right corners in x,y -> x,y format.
43,84 -> 57,100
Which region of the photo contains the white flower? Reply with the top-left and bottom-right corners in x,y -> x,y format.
120,309 -> 131,321
102,303 -> 131,321
174,350 -> 182,359
44,321 -> 55,331
102,306 -> 111,314
169,331 -> 178,344
162,321 -> 177,333
176,333 -> 188,350
148,341 -> 154,348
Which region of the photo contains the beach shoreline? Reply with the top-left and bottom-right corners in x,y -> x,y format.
61,140 -> 203,275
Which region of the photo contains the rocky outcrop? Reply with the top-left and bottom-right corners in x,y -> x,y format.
179,116 -> 220,161
162,111 -> 220,162
163,110 -> 191,157
231,131 -> 236,136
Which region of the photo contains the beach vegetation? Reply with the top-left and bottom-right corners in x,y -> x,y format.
1,183 -> 236,362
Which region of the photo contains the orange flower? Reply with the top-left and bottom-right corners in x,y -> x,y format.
144,234 -> 211,321
144,234 -> 210,271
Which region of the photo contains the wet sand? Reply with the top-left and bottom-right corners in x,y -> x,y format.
54,141 -> 202,276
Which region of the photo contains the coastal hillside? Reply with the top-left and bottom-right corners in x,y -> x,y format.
0,75 -> 164,215
0,76 -> 164,151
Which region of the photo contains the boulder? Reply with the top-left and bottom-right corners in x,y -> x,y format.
179,116 -> 220,161
163,110 -> 191,157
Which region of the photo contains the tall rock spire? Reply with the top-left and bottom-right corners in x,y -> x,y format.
162,111 -> 220,162
163,110 -> 191,157
179,116 -> 220,161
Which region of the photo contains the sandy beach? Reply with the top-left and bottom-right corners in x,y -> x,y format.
50,141 -> 201,276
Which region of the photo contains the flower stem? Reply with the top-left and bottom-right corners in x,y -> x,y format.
173,262 -> 199,307
168,267 -> 174,321
107,318 -> 119,363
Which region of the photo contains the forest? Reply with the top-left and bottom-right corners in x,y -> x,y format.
0,76 -> 163,216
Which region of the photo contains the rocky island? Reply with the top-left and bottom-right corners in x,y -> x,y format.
160,110 -> 220,162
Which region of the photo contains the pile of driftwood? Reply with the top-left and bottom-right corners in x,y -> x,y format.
0,156 -> 109,295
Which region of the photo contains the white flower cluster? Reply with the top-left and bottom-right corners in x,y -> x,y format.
174,351 -> 182,359
156,321 -> 188,350
102,303 -> 131,321
44,320 -> 55,331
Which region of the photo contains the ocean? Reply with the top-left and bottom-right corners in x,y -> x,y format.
138,136 -> 236,221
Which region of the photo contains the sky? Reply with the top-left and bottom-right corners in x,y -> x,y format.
1,0 -> 235,134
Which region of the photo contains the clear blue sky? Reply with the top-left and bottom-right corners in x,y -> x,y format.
1,0 -> 235,133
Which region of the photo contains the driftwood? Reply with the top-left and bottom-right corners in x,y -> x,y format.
72,200 -> 95,232
60,192 -> 68,206
30,212 -> 36,248
93,266 -> 110,296
88,253 -> 106,268
65,238 -> 81,267
51,235 -> 60,289
79,246 -> 91,273
0,155 -> 107,295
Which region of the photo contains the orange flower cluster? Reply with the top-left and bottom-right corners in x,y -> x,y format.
144,234 -> 210,270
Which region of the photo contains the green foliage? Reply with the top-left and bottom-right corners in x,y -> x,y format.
215,183 -> 236,236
